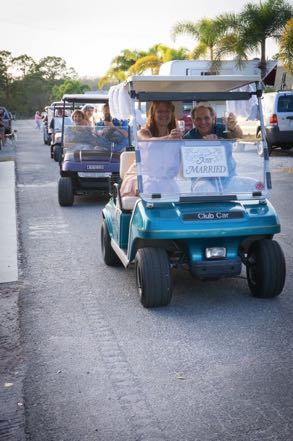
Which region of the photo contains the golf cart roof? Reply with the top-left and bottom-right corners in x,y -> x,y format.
128,75 -> 260,94
49,103 -> 74,110
109,74 -> 261,119
62,93 -> 108,104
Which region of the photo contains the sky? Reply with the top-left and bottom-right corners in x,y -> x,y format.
2,0 -> 280,78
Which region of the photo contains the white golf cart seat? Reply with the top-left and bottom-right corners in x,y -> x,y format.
119,151 -> 139,210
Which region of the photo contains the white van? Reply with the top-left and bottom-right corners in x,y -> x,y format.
262,91 -> 293,152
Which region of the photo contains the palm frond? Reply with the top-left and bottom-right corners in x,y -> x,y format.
170,21 -> 199,41
128,55 -> 162,75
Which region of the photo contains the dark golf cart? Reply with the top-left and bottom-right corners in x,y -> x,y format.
47,101 -> 73,161
58,93 -> 130,206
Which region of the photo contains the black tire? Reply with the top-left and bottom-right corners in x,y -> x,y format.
58,177 -> 74,206
246,239 -> 286,298
135,248 -> 172,308
256,131 -> 264,157
101,221 -> 120,266
256,131 -> 273,155
267,142 -> 273,155
54,144 -> 62,162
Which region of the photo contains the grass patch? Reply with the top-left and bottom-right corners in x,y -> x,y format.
0,157 -> 16,162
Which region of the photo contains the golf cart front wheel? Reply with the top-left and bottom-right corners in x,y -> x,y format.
101,221 -> 120,266
58,177 -> 74,206
246,239 -> 286,298
135,248 -> 172,308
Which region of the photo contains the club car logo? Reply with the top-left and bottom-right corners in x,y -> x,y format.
183,211 -> 244,221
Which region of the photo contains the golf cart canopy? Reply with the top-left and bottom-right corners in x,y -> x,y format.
109,75 -> 261,120
62,93 -> 108,104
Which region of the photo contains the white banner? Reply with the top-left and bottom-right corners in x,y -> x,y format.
181,145 -> 229,178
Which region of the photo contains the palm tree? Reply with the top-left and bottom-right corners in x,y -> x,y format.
170,18 -> 227,61
128,44 -> 189,75
278,18 -> 293,74
99,45 -> 189,86
216,0 -> 293,77
98,49 -> 147,88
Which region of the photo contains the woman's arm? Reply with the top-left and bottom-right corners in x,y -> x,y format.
137,127 -> 182,140
137,128 -> 152,139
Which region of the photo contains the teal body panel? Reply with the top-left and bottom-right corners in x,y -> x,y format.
102,199 -> 131,250
103,198 -> 281,263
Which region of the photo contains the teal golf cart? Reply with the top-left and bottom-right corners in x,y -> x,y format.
101,75 -> 286,307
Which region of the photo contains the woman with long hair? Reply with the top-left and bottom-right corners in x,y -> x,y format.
138,101 -> 181,140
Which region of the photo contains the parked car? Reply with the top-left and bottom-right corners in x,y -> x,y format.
262,90 -> 293,153
101,74 -> 286,308
236,90 -> 293,155
0,106 -> 13,135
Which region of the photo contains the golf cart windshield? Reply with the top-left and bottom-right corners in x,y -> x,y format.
109,74 -> 270,202
63,124 -> 129,155
137,138 -> 265,202
53,116 -> 72,132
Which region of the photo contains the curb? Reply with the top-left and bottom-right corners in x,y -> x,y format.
0,130 -> 26,440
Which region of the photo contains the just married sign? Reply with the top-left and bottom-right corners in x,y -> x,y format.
181,145 -> 229,178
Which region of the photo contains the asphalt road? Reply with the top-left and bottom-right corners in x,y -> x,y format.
14,121 -> 293,440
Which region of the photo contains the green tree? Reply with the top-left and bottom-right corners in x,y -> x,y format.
0,51 -> 85,117
51,79 -> 90,101
10,72 -> 52,116
216,0 -> 293,76
0,51 -> 13,103
278,18 -> 293,74
12,55 -> 36,78
171,18 -> 226,61
36,56 -> 77,81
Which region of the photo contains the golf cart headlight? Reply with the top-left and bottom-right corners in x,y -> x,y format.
205,247 -> 226,259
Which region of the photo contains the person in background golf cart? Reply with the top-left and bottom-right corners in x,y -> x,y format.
49,108 -> 68,131
96,103 -> 129,147
81,104 -> 95,126
98,103 -> 128,129
100,103 -> 113,126
71,109 -> 88,126
184,102 -> 243,140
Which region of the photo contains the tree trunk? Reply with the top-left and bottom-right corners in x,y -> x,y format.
259,39 -> 267,80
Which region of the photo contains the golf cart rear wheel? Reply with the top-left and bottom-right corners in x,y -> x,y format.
101,221 -> 120,266
135,248 -> 172,308
246,239 -> 286,298
58,177 -> 74,206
